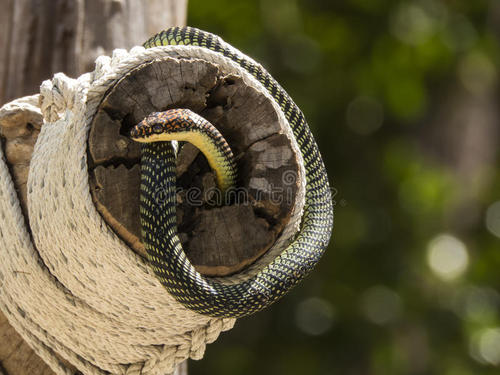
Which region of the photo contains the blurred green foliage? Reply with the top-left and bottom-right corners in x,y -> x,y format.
187,0 -> 500,374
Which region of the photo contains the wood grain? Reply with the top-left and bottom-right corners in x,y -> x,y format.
88,58 -> 302,276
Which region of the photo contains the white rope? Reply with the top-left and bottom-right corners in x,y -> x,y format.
0,45 -> 305,374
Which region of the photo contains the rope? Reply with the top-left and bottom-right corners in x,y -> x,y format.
0,44 -> 305,374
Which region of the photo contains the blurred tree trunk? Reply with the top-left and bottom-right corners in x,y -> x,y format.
422,2 -> 500,232
0,0 -> 187,105
424,83 -> 499,230
0,1 -> 188,374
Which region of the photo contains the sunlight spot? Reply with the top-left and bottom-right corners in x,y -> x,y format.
346,96 -> 384,135
295,297 -> 335,335
479,328 -> 500,365
390,3 -> 436,45
427,234 -> 468,281
442,14 -> 477,51
470,328 -> 500,365
458,52 -> 497,95
360,285 -> 402,325
453,286 -> 499,324
486,201 -> 500,239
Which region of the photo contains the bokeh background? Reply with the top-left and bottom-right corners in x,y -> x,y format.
187,1 -> 500,374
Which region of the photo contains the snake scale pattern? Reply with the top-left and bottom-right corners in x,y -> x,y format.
134,26 -> 333,318
131,108 -> 237,193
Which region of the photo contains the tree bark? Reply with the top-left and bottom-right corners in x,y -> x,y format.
0,0 -> 187,105
0,1 -> 188,374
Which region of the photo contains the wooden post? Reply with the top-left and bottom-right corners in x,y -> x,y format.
0,1 -> 188,374
0,2 -> 306,374
0,0 -> 187,105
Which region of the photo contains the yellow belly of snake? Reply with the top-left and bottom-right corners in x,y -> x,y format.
132,27 -> 333,318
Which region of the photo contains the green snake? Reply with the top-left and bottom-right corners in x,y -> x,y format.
130,26 -> 333,318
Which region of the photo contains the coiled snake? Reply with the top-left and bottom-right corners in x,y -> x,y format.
130,27 -> 333,318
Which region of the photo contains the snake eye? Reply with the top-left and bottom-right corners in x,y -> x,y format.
153,124 -> 163,133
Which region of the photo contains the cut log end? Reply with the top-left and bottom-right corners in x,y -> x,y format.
88,57 -> 304,276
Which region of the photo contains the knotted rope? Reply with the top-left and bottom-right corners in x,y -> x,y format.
0,44 -> 304,374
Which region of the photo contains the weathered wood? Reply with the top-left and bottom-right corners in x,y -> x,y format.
0,97 -> 42,218
88,58 -> 302,276
0,0 -> 187,105
0,1 -> 188,374
0,312 -> 55,375
0,98 -> 80,375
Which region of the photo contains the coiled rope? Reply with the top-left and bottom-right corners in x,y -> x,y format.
0,28 -> 331,375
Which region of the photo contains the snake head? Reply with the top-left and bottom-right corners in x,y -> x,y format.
130,110 -> 192,142
130,114 -> 165,141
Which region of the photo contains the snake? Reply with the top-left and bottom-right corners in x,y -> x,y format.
130,26 -> 333,318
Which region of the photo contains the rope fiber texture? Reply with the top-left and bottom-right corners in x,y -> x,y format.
0,26 -> 332,374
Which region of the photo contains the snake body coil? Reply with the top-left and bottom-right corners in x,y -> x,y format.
134,27 -> 333,318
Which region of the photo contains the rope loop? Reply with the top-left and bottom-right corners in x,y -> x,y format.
1,42 -> 243,375
0,27 -> 310,374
